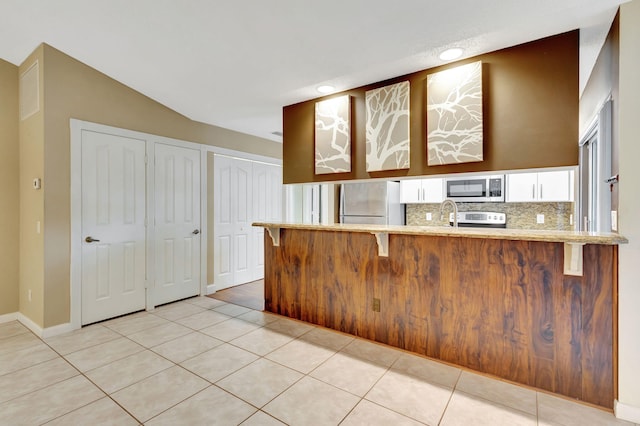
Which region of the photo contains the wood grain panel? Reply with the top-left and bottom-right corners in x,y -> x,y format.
263,230 -> 616,408
580,244 -> 615,407
499,240 -> 532,385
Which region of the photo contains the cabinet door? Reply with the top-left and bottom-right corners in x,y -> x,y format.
400,179 -> 423,203
506,173 -> 538,202
422,178 -> 444,203
538,170 -> 573,201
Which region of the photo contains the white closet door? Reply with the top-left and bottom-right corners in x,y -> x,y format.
213,155 -> 253,290
154,143 -> 201,305
81,130 -> 146,325
251,162 -> 282,280
233,159 -> 254,285
213,155 -> 234,289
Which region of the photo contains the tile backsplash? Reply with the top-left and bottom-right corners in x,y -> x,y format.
406,202 -> 575,230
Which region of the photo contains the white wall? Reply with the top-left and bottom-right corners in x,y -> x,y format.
616,0 -> 640,421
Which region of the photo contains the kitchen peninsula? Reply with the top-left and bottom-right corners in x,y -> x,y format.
254,222 -> 627,409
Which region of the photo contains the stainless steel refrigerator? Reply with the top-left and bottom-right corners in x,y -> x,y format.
339,181 -> 405,225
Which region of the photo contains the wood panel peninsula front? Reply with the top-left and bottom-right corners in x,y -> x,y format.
253,222 -> 628,409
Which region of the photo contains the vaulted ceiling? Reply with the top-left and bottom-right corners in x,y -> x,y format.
0,0 -> 626,142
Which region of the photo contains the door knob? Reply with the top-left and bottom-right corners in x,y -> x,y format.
85,236 -> 100,243
192,229 -> 200,235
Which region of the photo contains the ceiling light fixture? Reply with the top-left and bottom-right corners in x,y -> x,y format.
316,85 -> 335,94
439,48 -> 464,61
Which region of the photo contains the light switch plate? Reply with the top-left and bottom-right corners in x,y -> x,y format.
426,213 -> 432,221
611,210 -> 618,231
537,214 -> 544,224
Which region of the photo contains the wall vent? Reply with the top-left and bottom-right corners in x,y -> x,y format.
20,60 -> 40,121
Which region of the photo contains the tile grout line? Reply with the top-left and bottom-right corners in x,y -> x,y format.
3,302 -> 315,425
128,304 -> 273,423
334,358 -> 394,425
68,302 -> 249,425
85,307 -> 430,425
4,303 -> 448,425
434,369 -> 461,425
449,373 -> 540,421
10,297 -> 615,425
536,391 -> 540,426
30,301 -> 225,424
357,355 -> 440,425
136,302 -> 302,424
27,329 -> 144,425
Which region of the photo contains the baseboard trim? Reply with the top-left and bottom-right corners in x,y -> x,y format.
0,312 -> 18,324
42,322 -> 76,338
206,284 -> 216,295
16,314 -> 77,338
17,313 -> 44,337
615,399 -> 640,423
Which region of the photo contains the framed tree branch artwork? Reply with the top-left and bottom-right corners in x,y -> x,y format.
315,95 -> 352,174
365,81 -> 410,172
427,61 -> 483,166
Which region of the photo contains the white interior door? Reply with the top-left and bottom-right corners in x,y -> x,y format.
154,143 -> 201,305
234,159 -> 253,285
81,130 -> 147,325
213,155 -> 255,290
213,155 -> 234,289
252,162 -> 282,280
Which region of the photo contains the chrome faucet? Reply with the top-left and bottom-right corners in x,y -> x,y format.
439,198 -> 459,227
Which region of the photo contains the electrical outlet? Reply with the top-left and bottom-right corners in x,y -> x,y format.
372,298 -> 381,312
569,214 -> 573,226
28,290 -> 32,302
611,210 -> 618,231
537,214 -> 544,224
426,212 -> 432,221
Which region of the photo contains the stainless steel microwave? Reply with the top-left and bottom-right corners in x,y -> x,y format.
444,175 -> 505,202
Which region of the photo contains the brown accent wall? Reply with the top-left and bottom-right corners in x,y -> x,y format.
283,31 -> 579,184
26,44 -> 281,328
0,59 -> 20,316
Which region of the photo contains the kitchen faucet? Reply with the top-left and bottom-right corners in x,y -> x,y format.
439,199 -> 458,227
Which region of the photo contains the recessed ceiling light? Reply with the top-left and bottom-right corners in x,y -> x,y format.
316,85 -> 335,94
439,48 -> 464,61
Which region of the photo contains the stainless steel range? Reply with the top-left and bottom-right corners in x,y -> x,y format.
449,211 -> 506,228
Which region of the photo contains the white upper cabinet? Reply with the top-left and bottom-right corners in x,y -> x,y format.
506,170 -> 574,202
422,178 -> 445,203
400,178 -> 444,203
537,170 -> 573,201
399,179 -> 423,203
506,173 -> 538,202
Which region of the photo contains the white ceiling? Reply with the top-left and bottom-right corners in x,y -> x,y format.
0,0 -> 626,143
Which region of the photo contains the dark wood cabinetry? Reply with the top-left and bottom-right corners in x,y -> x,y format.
264,228 -> 616,408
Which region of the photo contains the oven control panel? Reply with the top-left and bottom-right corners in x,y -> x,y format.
449,211 -> 506,226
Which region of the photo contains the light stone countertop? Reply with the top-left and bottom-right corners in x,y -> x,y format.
253,222 -> 628,245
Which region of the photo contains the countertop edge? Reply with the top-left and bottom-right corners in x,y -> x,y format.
252,222 -> 628,245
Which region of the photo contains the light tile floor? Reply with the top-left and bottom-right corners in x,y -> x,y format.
0,297 -> 636,426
